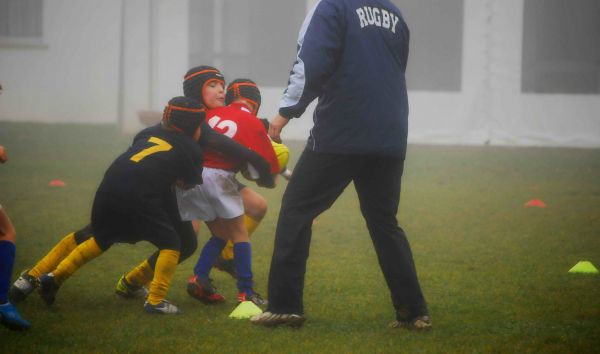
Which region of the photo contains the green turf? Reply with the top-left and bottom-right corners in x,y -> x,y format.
1,122 -> 599,352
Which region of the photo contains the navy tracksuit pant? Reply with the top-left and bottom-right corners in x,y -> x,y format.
267,148 -> 428,319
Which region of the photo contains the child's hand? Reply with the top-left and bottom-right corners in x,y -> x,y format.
176,179 -> 192,190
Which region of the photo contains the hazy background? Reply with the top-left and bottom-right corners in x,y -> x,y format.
1,0 -> 599,145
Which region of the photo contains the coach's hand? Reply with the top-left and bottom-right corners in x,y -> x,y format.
256,173 -> 275,189
269,114 -> 290,144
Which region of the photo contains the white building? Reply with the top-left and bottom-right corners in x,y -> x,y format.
1,0 -> 599,146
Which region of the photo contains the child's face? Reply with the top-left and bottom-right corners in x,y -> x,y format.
234,98 -> 258,116
203,80 -> 225,110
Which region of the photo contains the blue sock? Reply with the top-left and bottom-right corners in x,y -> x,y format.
194,236 -> 227,278
233,242 -> 253,294
0,240 -> 16,304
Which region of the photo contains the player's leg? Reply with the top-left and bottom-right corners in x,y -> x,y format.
187,223 -> 227,304
144,248 -> 180,314
37,193 -> 120,306
115,258 -> 153,299
10,225 -> 94,303
195,214 -> 266,306
134,206 -> 183,314
117,189 -> 198,299
215,186 -> 266,278
224,216 -> 268,306
240,186 -> 268,235
184,168 -> 240,303
117,219 -> 196,299
37,237 -> 105,306
29,225 -> 94,278
353,156 -> 430,330
0,205 -> 30,330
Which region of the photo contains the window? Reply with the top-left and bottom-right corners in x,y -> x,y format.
393,0 -> 464,91
522,0 -> 600,94
189,0 -> 305,86
0,0 -> 43,46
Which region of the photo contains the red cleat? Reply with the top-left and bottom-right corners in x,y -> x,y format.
186,275 -> 225,304
237,291 -> 267,306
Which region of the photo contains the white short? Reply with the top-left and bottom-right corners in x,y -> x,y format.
176,167 -> 243,222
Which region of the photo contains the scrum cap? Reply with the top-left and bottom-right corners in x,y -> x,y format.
183,65 -> 225,106
225,78 -> 261,114
162,96 -> 205,137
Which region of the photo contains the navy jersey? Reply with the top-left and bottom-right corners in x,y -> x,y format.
198,121 -> 218,147
97,125 -> 203,202
280,0 -> 410,157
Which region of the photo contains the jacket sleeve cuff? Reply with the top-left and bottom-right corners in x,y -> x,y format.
279,107 -> 298,119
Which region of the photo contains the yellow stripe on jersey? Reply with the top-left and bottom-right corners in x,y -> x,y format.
130,137 -> 173,163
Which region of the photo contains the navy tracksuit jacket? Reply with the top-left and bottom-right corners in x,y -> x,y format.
279,0 -> 410,158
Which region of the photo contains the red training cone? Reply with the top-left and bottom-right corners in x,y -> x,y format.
524,199 -> 546,208
48,179 -> 66,187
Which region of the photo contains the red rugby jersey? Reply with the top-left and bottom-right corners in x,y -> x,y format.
203,103 -> 278,174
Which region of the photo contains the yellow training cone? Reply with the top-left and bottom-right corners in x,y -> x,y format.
568,261 -> 599,274
229,301 -> 263,319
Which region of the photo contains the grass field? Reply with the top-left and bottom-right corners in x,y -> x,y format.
1,121 -> 599,353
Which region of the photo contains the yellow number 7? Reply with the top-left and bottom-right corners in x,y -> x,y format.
130,137 -> 173,163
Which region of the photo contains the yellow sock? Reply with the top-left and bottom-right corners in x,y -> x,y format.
52,237 -> 103,284
125,259 -> 154,287
220,215 -> 260,261
244,214 -> 260,236
221,241 -> 234,261
146,249 -> 180,305
29,232 -> 78,277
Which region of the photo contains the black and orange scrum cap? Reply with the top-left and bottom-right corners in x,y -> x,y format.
183,65 -> 225,105
225,78 -> 261,114
162,96 -> 205,137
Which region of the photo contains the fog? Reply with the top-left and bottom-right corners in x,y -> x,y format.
1,0 -> 599,146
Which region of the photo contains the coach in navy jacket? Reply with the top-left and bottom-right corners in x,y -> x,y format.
277,0 -> 410,158
255,0 -> 430,330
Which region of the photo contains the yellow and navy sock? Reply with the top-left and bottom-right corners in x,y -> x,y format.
220,215 -> 260,261
125,259 -> 154,287
233,241 -> 253,294
52,237 -> 103,285
0,240 -> 16,303
147,249 -> 179,306
29,232 -> 78,278
194,236 -> 227,278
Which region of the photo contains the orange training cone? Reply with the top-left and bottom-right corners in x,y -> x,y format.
524,199 -> 546,208
48,179 -> 66,187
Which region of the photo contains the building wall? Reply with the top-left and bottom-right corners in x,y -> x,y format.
0,0 -> 121,123
406,0 -> 600,147
119,0 -> 189,132
1,0 -> 598,147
